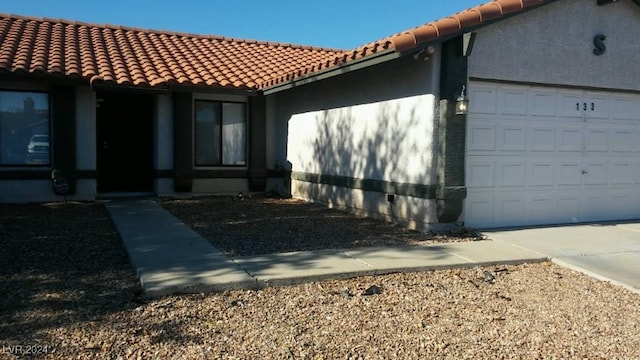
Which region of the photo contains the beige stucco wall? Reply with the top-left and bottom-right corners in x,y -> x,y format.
287,94 -> 437,184
154,93 -> 174,195
266,52 -> 442,231
469,0 -> 640,91
74,87 -> 97,200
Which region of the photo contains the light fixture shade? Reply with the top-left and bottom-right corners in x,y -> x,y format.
455,85 -> 470,115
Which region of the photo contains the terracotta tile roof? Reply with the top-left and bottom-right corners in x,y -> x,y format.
0,0 -> 551,92
262,0 -> 550,89
0,13 -> 343,90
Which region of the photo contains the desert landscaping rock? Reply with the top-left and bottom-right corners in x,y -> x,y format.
161,196 -> 482,257
2,202 -> 640,359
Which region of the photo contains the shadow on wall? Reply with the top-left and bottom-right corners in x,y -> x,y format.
288,98 -> 438,231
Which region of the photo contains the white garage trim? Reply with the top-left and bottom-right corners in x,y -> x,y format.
465,81 -> 640,228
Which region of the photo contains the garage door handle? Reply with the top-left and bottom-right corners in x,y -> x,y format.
582,170 -> 589,174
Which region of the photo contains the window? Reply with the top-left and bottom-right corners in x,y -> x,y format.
0,91 -> 50,166
194,100 -> 247,166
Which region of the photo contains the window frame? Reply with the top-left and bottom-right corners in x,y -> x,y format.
193,99 -> 248,168
0,88 -> 52,168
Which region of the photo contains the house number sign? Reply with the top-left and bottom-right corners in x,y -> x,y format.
593,34 -> 606,55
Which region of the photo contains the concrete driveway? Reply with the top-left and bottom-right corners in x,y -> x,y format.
484,221 -> 640,294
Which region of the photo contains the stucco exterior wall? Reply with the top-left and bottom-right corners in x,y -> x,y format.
287,94 -> 436,183
267,53 -> 441,231
75,87 -> 97,200
469,0 -> 640,91
154,93 -> 174,195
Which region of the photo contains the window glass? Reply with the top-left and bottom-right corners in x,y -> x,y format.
194,101 -> 221,166
0,91 -> 50,166
222,103 -> 247,166
194,100 -> 247,167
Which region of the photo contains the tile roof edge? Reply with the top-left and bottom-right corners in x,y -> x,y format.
0,12 -> 346,53
260,48 -> 398,93
384,0 -> 550,53
261,0 -> 555,90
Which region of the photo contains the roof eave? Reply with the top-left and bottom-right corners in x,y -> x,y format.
168,83 -> 261,96
83,75 -> 262,95
262,49 -> 400,95
393,0 -> 558,57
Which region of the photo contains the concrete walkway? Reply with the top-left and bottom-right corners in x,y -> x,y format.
485,222 -> 640,294
106,200 -> 256,297
107,199 -> 545,297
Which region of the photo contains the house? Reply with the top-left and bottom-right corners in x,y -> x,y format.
1,0 -> 639,231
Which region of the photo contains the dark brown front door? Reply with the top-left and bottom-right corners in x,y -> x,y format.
96,92 -> 153,193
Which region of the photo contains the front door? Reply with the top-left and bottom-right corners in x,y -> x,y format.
96,92 -> 154,193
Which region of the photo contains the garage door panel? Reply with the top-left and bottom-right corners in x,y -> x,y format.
468,122 -> 496,151
494,192 -> 526,227
497,124 -> 526,151
557,191 -> 581,223
584,161 -> 608,185
581,190 -> 608,221
557,161 -> 582,186
611,96 -> 636,121
610,129 -> 636,152
558,91 -> 585,119
585,93 -> 610,121
496,160 -> 526,187
607,189 -> 636,219
527,160 -> 554,186
499,87 -> 528,116
465,193 -> 495,227
528,126 -> 555,151
610,162 -> 634,185
466,82 -> 640,228
529,88 -> 556,117
469,85 -> 497,114
557,126 -> 583,152
467,159 -> 495,188
526,192 -> 556,224
585,128 -> 609,152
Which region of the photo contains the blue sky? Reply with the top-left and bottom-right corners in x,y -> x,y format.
1,0 -> 485,49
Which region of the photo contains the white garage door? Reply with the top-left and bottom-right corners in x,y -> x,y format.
465,82 -> 640,228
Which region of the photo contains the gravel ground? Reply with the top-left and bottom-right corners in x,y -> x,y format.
161,196 -> 482,257
2,201 -> 640,359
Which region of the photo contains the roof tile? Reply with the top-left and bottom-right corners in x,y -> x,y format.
0,0 -> 551,90
476,2 -> 508,20
454,9 -> 483,27
410,24 -> 439,44
0,13 -> 343,90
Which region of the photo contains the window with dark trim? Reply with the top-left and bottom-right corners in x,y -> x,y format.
194,100 -> 247,167
0,91 -> 50,166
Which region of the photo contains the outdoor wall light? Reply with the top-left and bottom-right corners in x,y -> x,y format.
455,85 -> 470,115
412,46 -> 436,61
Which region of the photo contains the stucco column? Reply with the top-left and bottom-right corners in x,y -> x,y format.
249,96 -> 267,191
436,36 -> 468,223
52,85 -> 77,195
172,92 -> 193,192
